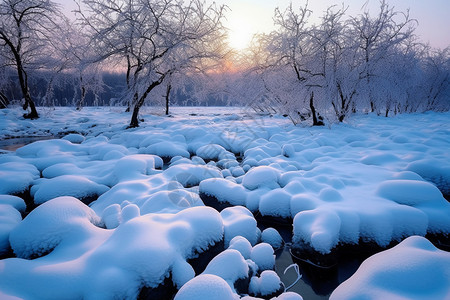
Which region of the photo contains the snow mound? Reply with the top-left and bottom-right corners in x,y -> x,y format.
330,236 -> 450,300
0,204 -> 22,255
196,144 -> 228,160
9,196 -> 102,259
242,166 -> 281,190
1,206 -> 224,299
0,195 -> 26,213
140,189 -> 202,215
163,164 -> 223,187
251,243 -> 275,271
0,162 -> 40,194
261,228 -> 283,249
31,175 -> 109,205
293,209 -> 341,254
174,274 -> 239,300
203,249 -> 249,290
376,179 -> 444,206
199,178 -> 247,206
113,154 -> 162,181
141,141 -> 190,158
228,236 -> 253,259
249,270 -> 283,297
271,292 -> 304,300
259,188 -> 291,218
406,159 -> 450,195
62,133 -> 85,144
221,206 -> 258,247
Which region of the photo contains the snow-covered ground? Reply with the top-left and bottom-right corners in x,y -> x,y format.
0,106 -> 449,299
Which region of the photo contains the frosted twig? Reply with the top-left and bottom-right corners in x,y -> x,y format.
283,263 -> 302,291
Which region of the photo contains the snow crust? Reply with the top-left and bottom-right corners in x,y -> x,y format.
0,107 -> 449,298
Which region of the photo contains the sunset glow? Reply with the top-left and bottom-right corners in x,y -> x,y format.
226,20 -> 254,51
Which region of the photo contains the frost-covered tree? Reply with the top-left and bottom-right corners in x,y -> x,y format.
242,0 -> 438,124
0,0 -> 67,118
420,47 -> 450,112
0,50 -> 10,108
77,0 -> 227,127
250,3 -> 324,125
349,0 -> 416,113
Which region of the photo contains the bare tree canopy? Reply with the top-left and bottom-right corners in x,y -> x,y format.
0,0 -> 68,118
76,0 -> 228,127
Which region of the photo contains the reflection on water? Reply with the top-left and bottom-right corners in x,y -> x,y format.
275,245 -> 365,299
275,247 -> 329,300
0,136 -> 54,151
260,221 -> 365,300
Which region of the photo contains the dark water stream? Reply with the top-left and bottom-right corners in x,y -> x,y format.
0,136 -> 55,151
262,222 -> 361,300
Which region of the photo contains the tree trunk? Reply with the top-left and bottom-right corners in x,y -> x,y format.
309,92 -> 323,126
17,66 -> 38,119
76,86 -> 86,110
128,74 -> 167,128
23,90 -> 38,119
165,84 -> 172,115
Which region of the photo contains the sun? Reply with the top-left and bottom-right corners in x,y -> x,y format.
226,19 -> 254,51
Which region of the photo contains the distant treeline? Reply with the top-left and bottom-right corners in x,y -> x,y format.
1,71 -> 230,108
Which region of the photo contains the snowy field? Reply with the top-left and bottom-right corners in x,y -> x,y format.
0,106 -> 449,299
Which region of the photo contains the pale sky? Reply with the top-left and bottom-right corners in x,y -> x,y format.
57,0 -> 450,50
218,0 -> 450,50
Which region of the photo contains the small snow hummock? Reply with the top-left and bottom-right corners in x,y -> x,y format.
9,196 -> 103,259
174,274 -> 239,300
330,236 -> 450,300
0,204 -> 22,255
228,236 -> 253,259
0,162 -> 40,194
250,243 -> 275,271
202,249 -> 249,291
199,178 -> 247,206
293,208 -> 341,254
242,166 -> 281,190
221,206 -> 259,247
249,270 -> 283,297
30,175 -> 109,205
261,228 -> 284,249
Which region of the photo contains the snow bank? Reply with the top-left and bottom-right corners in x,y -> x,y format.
330,236 -> 450,300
